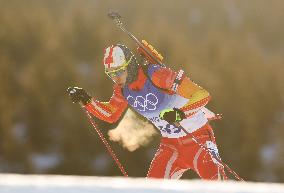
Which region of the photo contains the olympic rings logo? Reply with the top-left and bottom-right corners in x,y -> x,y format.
127,93 -> 159,112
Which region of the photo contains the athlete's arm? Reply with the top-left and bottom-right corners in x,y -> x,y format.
85,84 -> 128,123
151,66 -> 210,116
177,77 -> 211,116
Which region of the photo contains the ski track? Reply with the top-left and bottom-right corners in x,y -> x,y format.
0,174 -> 283,193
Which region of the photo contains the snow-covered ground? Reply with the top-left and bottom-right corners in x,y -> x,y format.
0,174 -> 284,193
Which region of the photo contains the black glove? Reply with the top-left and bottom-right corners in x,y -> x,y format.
67,87 -> 92,105
159,108 -> 186,124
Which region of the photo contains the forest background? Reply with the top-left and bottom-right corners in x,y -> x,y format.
0,0 -> 283,182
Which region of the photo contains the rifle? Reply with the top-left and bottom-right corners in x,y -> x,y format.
108,12 -> 164,66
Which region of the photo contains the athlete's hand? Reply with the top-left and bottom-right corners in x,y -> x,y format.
159,108 -> 185,124
67,87 -> 92,105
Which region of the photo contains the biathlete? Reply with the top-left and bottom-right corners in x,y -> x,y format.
68,44 -> 226,180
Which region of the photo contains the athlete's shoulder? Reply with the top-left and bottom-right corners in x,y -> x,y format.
147,64 -> 177,90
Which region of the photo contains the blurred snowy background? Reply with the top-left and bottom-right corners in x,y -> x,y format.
1,174 -> 284,193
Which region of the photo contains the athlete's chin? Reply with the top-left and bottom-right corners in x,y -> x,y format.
117,83 -> 125,87
116,81 -> 126,87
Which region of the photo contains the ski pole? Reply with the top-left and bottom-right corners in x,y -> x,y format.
174,122 -> 244,181
81,106 -> 129,177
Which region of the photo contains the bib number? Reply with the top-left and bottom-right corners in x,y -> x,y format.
158,123 -> 181,134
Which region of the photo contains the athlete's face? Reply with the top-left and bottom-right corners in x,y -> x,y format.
105,67 -> 128,86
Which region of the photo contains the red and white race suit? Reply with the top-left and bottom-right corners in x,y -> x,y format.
85,65 -> 226,180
